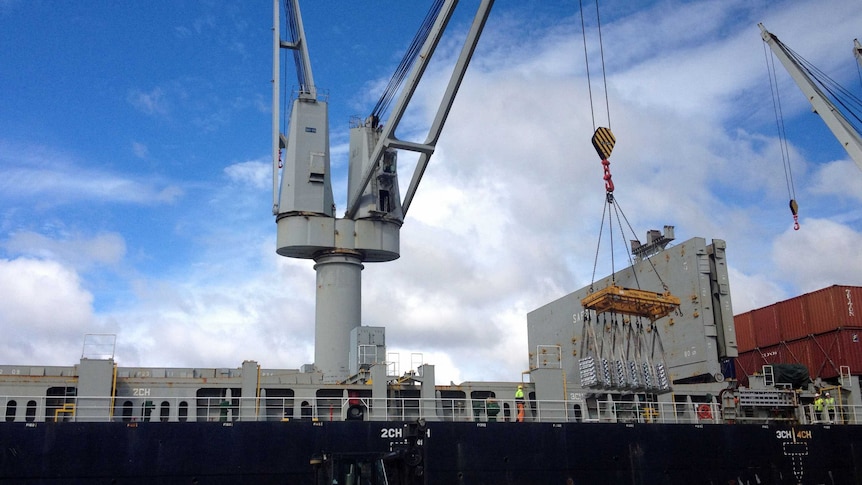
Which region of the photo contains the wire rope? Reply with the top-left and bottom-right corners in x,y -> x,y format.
579,0 -> 596,131
370,0 -> 444,121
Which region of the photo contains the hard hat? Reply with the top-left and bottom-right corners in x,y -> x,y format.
825,392 -> 830,396
517,385 -> 523,389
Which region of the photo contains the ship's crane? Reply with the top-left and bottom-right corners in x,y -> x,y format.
273,0 -> 493,383
759,24 -> 862,172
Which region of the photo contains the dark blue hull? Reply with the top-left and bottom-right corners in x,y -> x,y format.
2,421 -> 861,484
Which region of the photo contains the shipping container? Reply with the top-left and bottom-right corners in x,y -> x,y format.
783,339 -> 814,375
776,296 -> 807,342
733,351 -> 765,388
828,286 -> 862,327
732,286 -> 862,382
807,329 -> 862,380
752,304 -> 780,347
734,311 -> 756,353
805,287 -> 838,335
803,286 -> 862,334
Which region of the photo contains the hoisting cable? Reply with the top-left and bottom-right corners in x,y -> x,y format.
589,198 -> 609,291
775,36 -> 862,130
284,0 -> 311,95
578,0 -> 612,132
580,0 -> 622,292
370,0 -> 445,123
763,41 -> 800,230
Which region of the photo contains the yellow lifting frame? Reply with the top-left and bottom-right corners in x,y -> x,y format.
581,284 -> 680,321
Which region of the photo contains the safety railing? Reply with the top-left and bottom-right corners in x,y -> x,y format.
4,395 -> 862,425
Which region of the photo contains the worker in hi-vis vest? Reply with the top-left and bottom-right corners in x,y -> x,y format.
515,385 -> 525,422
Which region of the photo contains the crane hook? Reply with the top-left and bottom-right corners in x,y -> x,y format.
789,199 -> 799,230
602,159 -> 614,193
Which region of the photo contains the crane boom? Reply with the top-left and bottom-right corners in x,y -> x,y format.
759,23 -> 862,171
344,0 -> 493,219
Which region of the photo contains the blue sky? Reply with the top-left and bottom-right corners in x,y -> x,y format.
1,0 -> 861,384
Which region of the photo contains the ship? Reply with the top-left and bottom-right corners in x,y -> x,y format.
3,2 -> 862,484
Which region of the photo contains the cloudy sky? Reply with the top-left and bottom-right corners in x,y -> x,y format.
2,0 -> 861,384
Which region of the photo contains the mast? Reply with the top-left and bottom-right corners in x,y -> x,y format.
759,24 -> 862,171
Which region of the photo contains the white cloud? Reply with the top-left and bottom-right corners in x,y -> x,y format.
808,159 -> 862,205
224,159 -> 269,190
127,87 -> 169,115
3,231 -> 126,269
0,142 -> 183,205
0,258 -> 97,364
132,141 -> 148,159
772,219 -> 862,293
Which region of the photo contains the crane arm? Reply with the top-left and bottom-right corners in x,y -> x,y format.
344,0 -> 494,219
759,23 -> 862,171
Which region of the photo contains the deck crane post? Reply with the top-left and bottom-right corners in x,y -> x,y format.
273,0 -> 494,383
759,24 -> 862,171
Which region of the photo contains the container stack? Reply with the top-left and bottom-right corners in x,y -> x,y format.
734,285 -> 862,385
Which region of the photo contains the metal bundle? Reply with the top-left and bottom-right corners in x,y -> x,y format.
627,360 -> 640,388
613,359 -> 627,388
579,356 -> 599,387
656,362 -> 670,391
600,357 -> 612,387
641,361 -> 655,389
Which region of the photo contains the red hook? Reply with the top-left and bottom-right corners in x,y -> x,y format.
601,159 -> 614,193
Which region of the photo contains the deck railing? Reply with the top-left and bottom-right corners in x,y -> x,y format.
1,395 -> 859,425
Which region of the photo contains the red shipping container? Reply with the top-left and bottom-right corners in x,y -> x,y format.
776,296 -> 807,342
836,328 -> 862,376
805,287 -> 839,335
734,351 -> 767,388
809,332 -> 839,379
734,311 -> 756,353
809,329 -> 862,380
829,286 -> 862,328
736,341 -> 815,382
753,304 -> 780,348
802,286 -> 862,334
782,339 -> 814,376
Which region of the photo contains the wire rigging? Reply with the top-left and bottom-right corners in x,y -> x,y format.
595,2 -> 612,131
578,0 -> 612,131
579,0 -> 596,131
580,0 -> 675,295
777,38 -> 862,129
370,0 -> 445,122
284,1 -> 311,94
763,41 -> 799,230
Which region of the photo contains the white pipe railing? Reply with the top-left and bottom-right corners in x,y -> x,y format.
2,395 -> 861,425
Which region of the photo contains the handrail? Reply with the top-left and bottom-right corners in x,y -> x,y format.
2,395 -> 860,425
